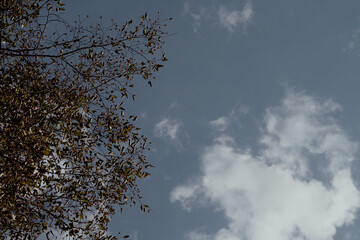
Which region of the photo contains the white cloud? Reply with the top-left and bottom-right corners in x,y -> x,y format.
183,2 -> 208,33
184,1 -> 254,33
209,116 -> 229,132
209,104 -> 249,132
171,90 -> 360,240
154,117 -> 181,141
186,230 -> 212,240
169,101 -> 179,109
170,183 -> 201,212
344,24 -> 360,52
230,104 -> 249,116
218,2 -> 253,32
261,90 -> 356,177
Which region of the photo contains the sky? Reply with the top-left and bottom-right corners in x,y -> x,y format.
62,1 -> 360,239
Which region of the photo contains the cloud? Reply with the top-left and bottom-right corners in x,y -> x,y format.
209,116 -> 230,132
209,104 -> 249,132
170,183 -> 201,212
261,91 -> 356,177
344,23 -> 360,53
183,1 -> 253,33
154,117 -> 182,143
171,90 -> 360,240
186,230 -> 212,240
183,2 -> 208,33
169,101 -> 180,109
218,2 -> 253,32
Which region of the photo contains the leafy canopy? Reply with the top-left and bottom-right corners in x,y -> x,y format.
0,0 -> 169,239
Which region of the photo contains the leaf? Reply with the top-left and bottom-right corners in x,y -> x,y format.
1,3 -> 168,239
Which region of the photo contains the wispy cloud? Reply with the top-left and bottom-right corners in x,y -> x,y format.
171,90 -> 360,240
170,183 -> 200,212
154,117 -> 181,141
218,2 -> 253,32
169,101 -> 180,109
344,22 -> 360,53
183,1 -> 254,33
186,230 -> 212,240
209,116 -> 229,132
209,104 -> 248,132
183,2 -> 208,33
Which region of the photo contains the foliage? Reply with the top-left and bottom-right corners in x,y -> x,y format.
0,0 -> 169,239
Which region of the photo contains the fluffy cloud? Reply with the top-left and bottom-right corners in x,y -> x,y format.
171,90 -> 360,240
261,91 -> 356,177
218,2 -> 253,32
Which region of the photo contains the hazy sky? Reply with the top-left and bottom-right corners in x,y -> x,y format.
63,1 -> 360,239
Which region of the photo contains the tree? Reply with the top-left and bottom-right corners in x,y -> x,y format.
0,0 -> 169,239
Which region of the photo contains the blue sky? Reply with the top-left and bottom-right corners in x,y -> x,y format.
63,1 -> 360,239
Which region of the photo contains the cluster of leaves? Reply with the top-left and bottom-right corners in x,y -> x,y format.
0,0 -> 169,239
